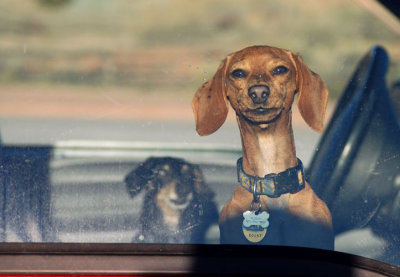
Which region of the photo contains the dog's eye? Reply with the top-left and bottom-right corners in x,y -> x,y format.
159,170 -> 166,176
154,168 -> 167,177
231,69 -> 247,79
272,66 -> 289,76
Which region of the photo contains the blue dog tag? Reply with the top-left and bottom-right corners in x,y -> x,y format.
242,210 -> 269,243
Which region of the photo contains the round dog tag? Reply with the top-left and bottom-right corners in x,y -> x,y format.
242,210 -> 269,243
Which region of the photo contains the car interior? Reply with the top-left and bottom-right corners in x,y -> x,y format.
0,1 -> 399,276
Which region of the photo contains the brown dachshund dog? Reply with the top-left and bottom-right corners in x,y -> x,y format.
192,45 -> 334,249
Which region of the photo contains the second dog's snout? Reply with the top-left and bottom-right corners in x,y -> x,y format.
248,85 -> 270,104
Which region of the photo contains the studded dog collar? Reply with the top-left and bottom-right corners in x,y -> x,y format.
237,157 -> 305,198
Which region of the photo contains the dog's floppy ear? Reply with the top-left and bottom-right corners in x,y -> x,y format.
192,56 -> 231,136
290,53 -> 329,133
125,158 -> 157,198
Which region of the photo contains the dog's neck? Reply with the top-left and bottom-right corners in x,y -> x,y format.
237,110 -> 298,178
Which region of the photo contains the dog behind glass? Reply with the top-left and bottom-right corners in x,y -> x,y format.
125,157 -> 218,243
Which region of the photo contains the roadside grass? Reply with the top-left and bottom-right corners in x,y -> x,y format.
0,0 -> 399,98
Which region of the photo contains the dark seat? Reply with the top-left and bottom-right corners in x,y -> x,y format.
307,45 -> 400,264
0,146 -> 53,242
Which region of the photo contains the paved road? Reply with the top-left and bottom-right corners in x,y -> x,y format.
0,118 -> 321,166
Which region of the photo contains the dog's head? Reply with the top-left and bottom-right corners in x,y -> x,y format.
125,157 -> 208,210
192,45 -> 329,135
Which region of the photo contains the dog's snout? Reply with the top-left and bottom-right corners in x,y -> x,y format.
248,85 -> 270,104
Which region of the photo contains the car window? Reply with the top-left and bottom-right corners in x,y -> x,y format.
0,0 -> 399,267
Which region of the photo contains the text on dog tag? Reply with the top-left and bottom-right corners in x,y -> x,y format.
242,210 -> 269,243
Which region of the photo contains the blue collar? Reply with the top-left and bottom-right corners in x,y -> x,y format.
237,157 -> 306,198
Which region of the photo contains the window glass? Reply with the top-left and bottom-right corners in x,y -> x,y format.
0,0 -> 399,267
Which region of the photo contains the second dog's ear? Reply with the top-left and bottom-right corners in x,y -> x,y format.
290,53 -> 329,133
125,158 -> 156,198
192,56 -> 231,136
192,165 -> 215,198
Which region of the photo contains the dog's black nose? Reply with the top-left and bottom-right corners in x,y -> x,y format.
248,85 -> 270,104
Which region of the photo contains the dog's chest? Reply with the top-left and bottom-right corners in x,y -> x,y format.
156,197 -> 183,230
261,194 -> 289,211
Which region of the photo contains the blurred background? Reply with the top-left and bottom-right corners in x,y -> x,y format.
1,1 -> 399,263
0,0 -> 399,151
